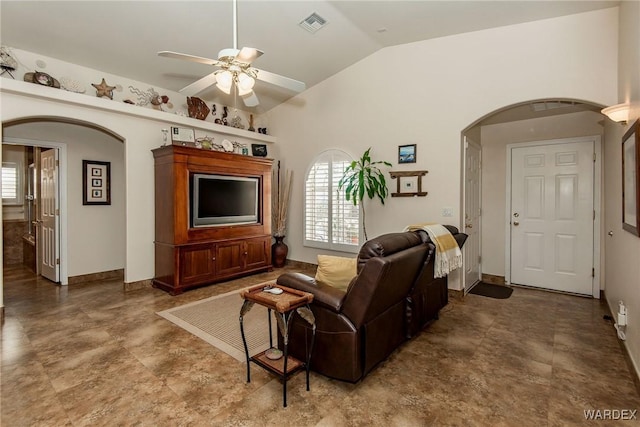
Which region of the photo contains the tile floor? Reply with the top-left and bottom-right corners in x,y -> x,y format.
2,264 -> 639,426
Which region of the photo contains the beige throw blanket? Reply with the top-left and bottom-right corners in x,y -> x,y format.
403,223 -> 462,278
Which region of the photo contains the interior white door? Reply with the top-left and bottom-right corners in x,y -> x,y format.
39,148 -> 60,282
510,141 -> 594,295
464,137 -> 481,292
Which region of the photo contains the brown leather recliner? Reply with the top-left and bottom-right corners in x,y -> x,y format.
276,232 -> 428,383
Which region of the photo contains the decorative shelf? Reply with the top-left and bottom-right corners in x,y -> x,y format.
0,77 -> 276,144
390,170 -> 428,197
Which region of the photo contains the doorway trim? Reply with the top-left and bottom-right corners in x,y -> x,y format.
2,136 -> 69,285
462,136 -> 482,294
504,135 -> 601,298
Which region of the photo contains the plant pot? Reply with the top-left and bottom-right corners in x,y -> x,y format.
272,236 -> 288,268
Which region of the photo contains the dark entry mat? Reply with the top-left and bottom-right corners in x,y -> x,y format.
469,282 -> 513,299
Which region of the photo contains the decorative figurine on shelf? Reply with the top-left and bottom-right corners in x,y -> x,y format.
258,127 -> 268,135
221,106 -> 229,126
24,71 -> 60,88
231,114 -> 244,129
129,86 -> 172,111
1,46 -> 18,78
196,136 -> 214,150
92,78 -> 116,99
187,96 -> 210,120
248,114 -> 255,132
211,104 -> 217,117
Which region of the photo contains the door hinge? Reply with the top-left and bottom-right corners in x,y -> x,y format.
56,208 -> 60,216
593,210 -> 596,220
592,268 -> 595,277
478,255 -> 481,264
56,258 -> 60,265
56,160 -> 60,167
593,153 -> 596,162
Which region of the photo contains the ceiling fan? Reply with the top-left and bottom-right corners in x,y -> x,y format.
158,0 -> 305,107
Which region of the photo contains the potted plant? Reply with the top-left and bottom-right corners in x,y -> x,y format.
338,147 -> 392,241
272,161 -> 293,267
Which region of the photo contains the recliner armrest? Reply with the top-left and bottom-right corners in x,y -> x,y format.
276,272 -> 347,312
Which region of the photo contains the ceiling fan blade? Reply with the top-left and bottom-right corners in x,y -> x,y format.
241,91 -> 260,107
235,47 -> 264,64
254,68 -> 306,93
179,72 -> 219,95
158,51 -> 218,66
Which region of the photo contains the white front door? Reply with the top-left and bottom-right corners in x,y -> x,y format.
464,137 -> 481,292
39,148 -> 60,282
509,140 -> 594,295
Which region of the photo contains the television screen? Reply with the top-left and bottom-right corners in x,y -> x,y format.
191,174 -> 259,227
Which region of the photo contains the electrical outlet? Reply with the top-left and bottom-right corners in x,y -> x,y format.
442,207 -> 453,217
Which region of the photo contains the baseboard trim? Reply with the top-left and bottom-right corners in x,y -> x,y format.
448,289 -> 464,301
282,259 -> 317,271
124,279 -> 153,292
481,274 -> 506,285
68,269 -> 124,285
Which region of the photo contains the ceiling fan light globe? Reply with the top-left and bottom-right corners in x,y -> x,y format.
216,82 -> 232,95
216,70 -> 233,89
237,73 -> 255,91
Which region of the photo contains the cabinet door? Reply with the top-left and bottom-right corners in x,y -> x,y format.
179,244 -> 216,285
245,237 -> 270,270
216,241 -> 245,277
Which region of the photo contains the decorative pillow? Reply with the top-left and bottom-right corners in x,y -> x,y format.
315,255 -> 357,291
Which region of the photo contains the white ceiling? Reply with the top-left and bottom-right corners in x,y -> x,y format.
0,1 -> 619,115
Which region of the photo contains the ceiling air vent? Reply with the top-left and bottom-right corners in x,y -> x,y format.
299,12 -> 327,34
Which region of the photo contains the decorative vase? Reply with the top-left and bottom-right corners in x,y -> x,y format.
272,236 -> 288,268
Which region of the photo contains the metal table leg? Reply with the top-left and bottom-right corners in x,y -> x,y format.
239,300 -> 254,383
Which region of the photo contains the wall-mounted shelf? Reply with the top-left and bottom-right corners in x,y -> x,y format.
390,170 -> 428,197
0,78 -> 276,144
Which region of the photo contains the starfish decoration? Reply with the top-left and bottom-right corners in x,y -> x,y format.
92,78 -> 116,99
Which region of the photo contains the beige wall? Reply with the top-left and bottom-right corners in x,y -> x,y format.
480,111 -> 604,277
4,122 -> 126,277
603,0 -> 640,382
269,8 -> 619,290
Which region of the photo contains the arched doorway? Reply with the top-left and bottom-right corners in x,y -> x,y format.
2,117 -> 125,296
461,98 -> 605,297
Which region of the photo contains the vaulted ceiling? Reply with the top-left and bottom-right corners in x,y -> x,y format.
0,1 -> 619,113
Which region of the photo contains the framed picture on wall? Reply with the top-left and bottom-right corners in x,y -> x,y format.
398,144 -> 416,164
622,119 -> 640,236
83,160 -> 111,205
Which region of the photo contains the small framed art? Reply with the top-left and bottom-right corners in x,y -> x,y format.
252,144 -> 267,157
622,119 -> 640,236
398,144 -> 416,164
170,126 -> 195,144
83,160 -> 111,205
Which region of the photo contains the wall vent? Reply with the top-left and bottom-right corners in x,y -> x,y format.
299,12 -> 328,34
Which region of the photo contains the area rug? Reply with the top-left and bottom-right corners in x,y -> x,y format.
157,283 -> 276,362
469,282 -> 514,299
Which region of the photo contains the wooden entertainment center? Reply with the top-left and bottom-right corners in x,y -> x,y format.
152,145 -> 273,295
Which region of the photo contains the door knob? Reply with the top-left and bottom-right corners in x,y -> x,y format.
465,223 -> 473,228
513,221 -> 520,226
513,212 -> 519,218
608,231 -> 614,236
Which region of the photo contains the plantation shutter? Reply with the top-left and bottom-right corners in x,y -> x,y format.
2,162 -> 20,204
304,150 -> 360,252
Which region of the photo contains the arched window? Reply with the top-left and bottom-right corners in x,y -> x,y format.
304,150 -> 360,252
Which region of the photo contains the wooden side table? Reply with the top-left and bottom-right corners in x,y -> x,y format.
239,283 -> 315,407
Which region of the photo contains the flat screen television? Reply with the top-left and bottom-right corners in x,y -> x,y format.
191,174 -> 259,227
